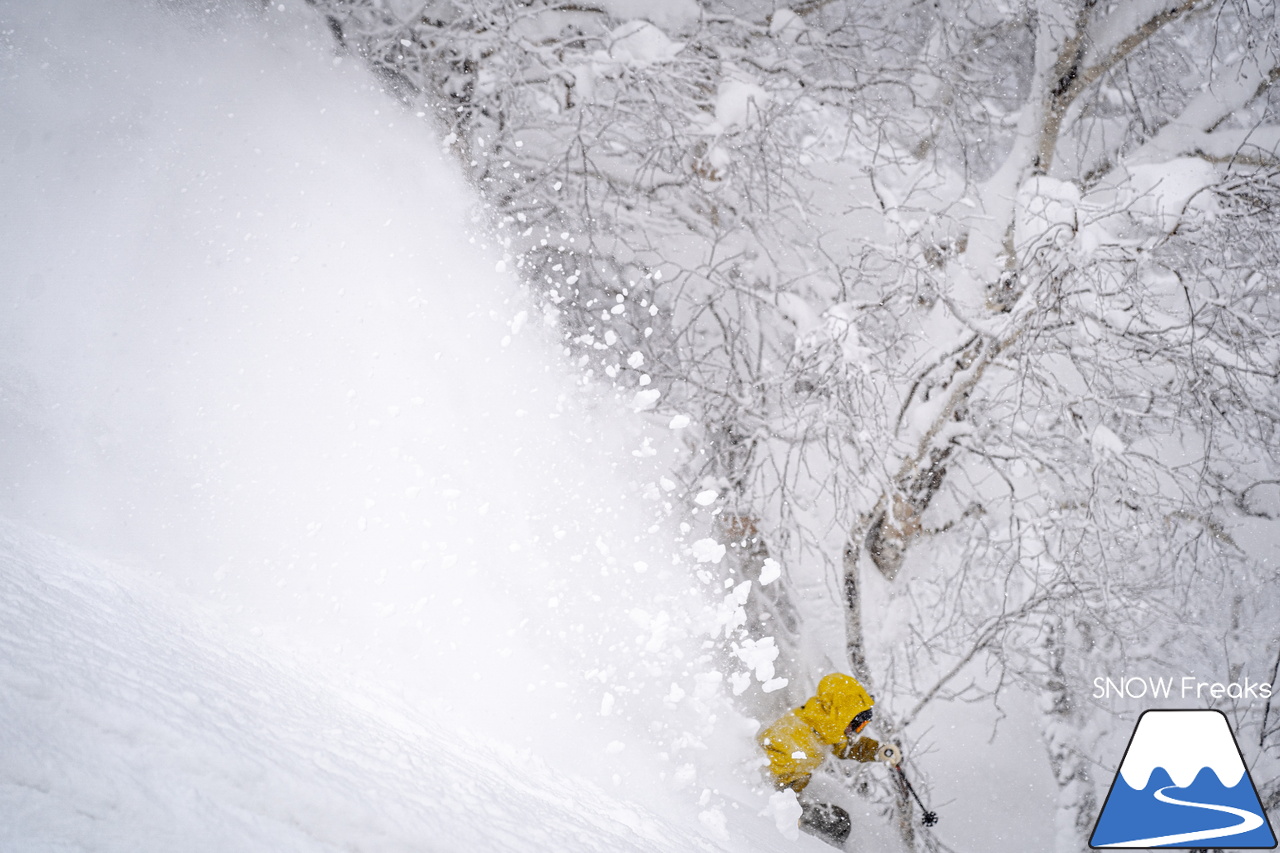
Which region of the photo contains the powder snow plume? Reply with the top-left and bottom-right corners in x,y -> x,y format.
0,0 -> 759,811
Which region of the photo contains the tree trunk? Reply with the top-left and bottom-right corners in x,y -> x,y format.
841,541 -> 870,683
1043,616 -> 1098,853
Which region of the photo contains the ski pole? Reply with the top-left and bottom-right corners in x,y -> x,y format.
895,765 -> 938,827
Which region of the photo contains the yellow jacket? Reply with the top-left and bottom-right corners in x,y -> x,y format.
758,673 -> 880,791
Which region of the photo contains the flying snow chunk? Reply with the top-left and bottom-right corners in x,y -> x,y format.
690,538 -> 725,564
758,557 -> 781,585
734,635 -> 779,683
631,389 -> 661,412
668,414 -> 691,429
693,489 -> 718,506
765,789 -> 803,840
627,351 -> 644,369
631,437 -> 657,457
762,677 -> 788,693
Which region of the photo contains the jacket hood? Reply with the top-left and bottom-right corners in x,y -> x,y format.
795,673 -> 875,743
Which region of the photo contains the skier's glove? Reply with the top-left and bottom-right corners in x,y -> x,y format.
876,743 -> 903,767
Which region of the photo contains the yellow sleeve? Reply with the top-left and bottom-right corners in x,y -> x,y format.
836,735 -> 880,762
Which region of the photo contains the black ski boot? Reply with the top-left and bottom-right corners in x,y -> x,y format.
798,800 -> 851,848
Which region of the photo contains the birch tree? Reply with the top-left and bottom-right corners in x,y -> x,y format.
834,1 -> 1280,847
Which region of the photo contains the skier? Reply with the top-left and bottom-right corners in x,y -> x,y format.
758,673 -> 902,847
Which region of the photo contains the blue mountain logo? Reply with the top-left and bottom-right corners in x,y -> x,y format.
1091,709 -> 1276,848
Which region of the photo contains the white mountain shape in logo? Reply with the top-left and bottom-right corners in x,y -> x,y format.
1118,711 -> 1245,790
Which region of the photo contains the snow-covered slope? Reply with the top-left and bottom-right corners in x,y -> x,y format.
0,520 -> 797,853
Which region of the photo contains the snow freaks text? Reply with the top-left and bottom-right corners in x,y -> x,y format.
1093,676 -> 1274,701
